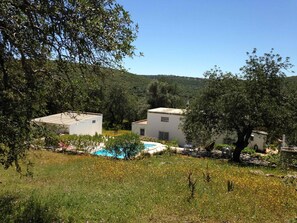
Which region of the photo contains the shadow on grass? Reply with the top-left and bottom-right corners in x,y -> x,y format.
0,195 -> 16,222
0,194 -> 65,223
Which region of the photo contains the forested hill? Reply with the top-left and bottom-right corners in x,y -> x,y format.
105,71 -> 297,98
286,75 -> 297,83
141,74 -> 206,97
104,70 -> 206,99
102,70 -> 297,102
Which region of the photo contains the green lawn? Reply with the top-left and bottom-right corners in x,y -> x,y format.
0,150 -> 296,222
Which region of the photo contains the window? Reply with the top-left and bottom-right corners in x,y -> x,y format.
92,120 -> 96,124
159,131 -> 169,141
140,128 -> 145,136
161,117 -> 169,122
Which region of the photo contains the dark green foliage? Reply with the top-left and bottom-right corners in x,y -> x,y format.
263,154 -> 280,166
147,80 -> 182,108
184,49 -> 294,162
105,72 -> 206,104
44,134 -> 60,149
144,74 -> 206,100
102,84 -> 139,129
0,195 -> 16,222
0,195 -> 61,223
282,80 -> 297,145
105,133 -> 144,159
15,196 -> 60,223
241,147 -> 256,155
0,0 -> 138,170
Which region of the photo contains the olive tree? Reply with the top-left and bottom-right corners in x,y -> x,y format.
183,49 -> 293,162
0,0 -> 138,170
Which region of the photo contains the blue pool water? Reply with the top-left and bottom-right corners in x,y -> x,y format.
144,143 -> 157,149
93,142 -> 157,159
94,149 -> 123,158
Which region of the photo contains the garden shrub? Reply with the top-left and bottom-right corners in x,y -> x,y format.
106,133 -> 144,159
44,134 -> 59,149
58,134 -> 104,152
263,153 -> 280,165
242,147 -> 256,154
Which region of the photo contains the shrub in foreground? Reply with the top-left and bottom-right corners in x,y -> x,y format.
106,133 -> 144,159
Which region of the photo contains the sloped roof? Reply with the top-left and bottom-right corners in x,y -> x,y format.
148,107 -> 185,115
133,119 -> 148,125
32,112 -> 102,126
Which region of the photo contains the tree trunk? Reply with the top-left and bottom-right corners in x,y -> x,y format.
232,128 -> 253,162
233,146 -> 243,162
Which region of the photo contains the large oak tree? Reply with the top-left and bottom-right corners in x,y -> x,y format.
0,0 -> 138,170
183,49 -> 293,162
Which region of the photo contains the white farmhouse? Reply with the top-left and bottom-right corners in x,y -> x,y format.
32,112 -> 103,136
132,107 -> 268,150
132,107 -> 186,146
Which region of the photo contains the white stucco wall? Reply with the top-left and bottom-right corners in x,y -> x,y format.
69,115 -> 102,136
131,122 -> 147,136
248,132 -> 267,151
146,112 -> 186,146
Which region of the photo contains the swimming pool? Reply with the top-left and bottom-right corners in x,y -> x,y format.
144,143 -> 157,149
93,142 -> 157,159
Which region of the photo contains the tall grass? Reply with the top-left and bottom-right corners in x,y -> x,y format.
0,150 -> 296,222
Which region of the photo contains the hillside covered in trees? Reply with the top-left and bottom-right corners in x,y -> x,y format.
104,70 -> 206,100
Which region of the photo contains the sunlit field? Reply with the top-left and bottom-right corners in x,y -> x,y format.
1,150 -> 296,222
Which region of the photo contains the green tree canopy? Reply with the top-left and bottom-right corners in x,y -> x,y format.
147,80 -> 182,108
0,0 -> 138,170
283,81 -> 297,145
102,83 -> 135,129
183,49 -> 294,162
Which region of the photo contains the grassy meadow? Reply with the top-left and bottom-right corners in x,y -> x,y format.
0,150 -> 297,222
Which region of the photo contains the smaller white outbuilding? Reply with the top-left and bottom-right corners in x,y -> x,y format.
32,112 -> 103,136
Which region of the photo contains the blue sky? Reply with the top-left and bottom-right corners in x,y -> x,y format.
117,0 -> 297,77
